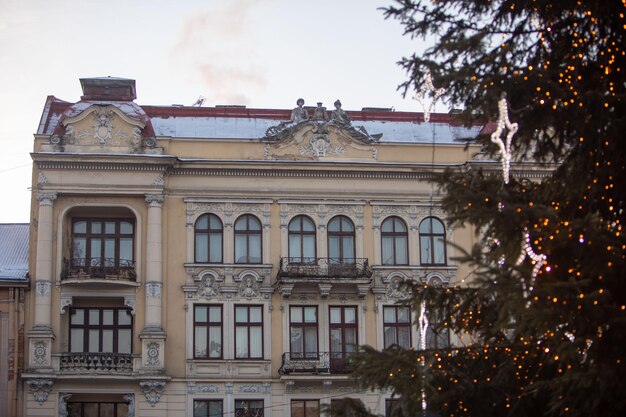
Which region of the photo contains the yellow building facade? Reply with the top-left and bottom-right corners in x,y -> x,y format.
23,77 -> 500,417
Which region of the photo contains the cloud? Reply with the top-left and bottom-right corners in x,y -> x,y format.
171,0 -> 268,105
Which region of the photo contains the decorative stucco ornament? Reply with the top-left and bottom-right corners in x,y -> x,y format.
93,107 -> 114,144
413,69 -> 445,123
490,93 -> 518,184
27,379 -> 54,405
140,380 -> 166,406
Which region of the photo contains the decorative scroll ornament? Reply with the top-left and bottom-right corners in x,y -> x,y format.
515,227 -> 547,306
27,379 -> 54,405
33,341 -> 48,366
145,342 -> 161,366
93,107 -> 114,144
413,69 -> 445,123
490,94 -> 518,184
140,380 -> 166,406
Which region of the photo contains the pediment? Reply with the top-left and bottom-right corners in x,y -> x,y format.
46,104 -> 160,154
263,120 -> 380,161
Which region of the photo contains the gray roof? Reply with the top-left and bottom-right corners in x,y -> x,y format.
0,223 -> 29,281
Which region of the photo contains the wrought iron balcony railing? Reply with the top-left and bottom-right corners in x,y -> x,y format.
59,352 -> 133,373
278,351 -> 354,375
278,257 -> 372,279
61,257 -> 137,281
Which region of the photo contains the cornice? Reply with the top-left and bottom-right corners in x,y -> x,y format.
172,167 -> 438,180
31,152 -> 176,172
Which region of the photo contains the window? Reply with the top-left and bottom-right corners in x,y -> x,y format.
329,306 -> 357,372
235,400 -> 264,417
327,216 -> 355,262
289,306 -> 318,359
194,305 -> 223,359
292,400 -> 319,417
69,307 -> 132,353
235,214 -> 262,264
71,218 -> 134,275
67,402 -> 128,417
194,400 -> 223,417
383,306 -> 412,349
235,305 -> 263,359
288,215 -> 316,262
381,217 -> 408,265
418,308 -> 450,350
195,214 -> 223,263
419,217 -> 446,265
385,399 -> 405,417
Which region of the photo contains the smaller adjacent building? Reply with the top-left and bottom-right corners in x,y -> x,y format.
0,223 -> 29,417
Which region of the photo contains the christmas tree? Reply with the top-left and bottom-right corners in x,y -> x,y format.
333,1 -> 625,416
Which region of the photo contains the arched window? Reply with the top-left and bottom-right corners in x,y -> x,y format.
327,215 -> 355,263
194,214 -> 223,263
288,215 -> 316,263
381,216 -> 408,265
419,217 -> 446,265
234,214 -> 262,264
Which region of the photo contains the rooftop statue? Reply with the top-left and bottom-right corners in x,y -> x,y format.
290,98 -> 309,123
331,100 -> 351,126
314,102 -> 328,121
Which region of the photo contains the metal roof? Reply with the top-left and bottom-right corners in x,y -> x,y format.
0,223 -> 29,281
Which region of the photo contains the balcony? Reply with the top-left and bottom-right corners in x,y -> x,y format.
279,352 -> 353,375
61,257 -> 137,282
58,352 -> 134,374
277,258 -> 373,280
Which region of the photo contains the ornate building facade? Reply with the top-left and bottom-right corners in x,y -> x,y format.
22,77 -> 505,416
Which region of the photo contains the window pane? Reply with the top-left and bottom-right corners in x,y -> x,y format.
345,308 -> 356,324
398,307 -> 410,323
249,235 -> 261,262
381,219 -> 393,232
73,221 -> 86,234
250,326 -> 262,357
236,327 -> 248,358
101,403 -> 114,417
195,327 -> 207,357
342,217 -> 354,231
330,328 -> 341,352
383,307 -> 396,323
419,219 -> 431,233
249,216 -> 261,230
290,307 -> 302,323
89,310 -> 100,325
90,240 -> 101,261
328,236 -> 339,259
431,219 -> 444,233
91,221 -> 102,234
209,306 -> 222,322
345,329 -> 357,351
329,308 -> 341,324
303,235 -> 315,258
196,306 -> 208,322
304,327 -> 317,355
102,330 -> 113,352
209,215 -> 222,230
196,234 -> 209,262
328,218 -> 340,232
288,219 -> 301,232
71,309 -> 84,325
434,236 -> 446,264
103,310 -> 114,325
235,307 -> 248,322
249,306 -> 262,323
208,327 -> 222,357
89,330 -> 99,352
304,307 -> 316,323
420,236 -> 432,263
290,327 -> 303,353
235,235 -> 247,262
70,329 -> 84,352
104,239 -> 115,265
395,219 -> 407,232
120,221 -> 133,234
118,329 -> 132,354
398,327 -> 411,349
105,222 -> 116,234
209,233 -> 222,263
384,326 -> 396,348
120,238 -> 133,263
289,235 -> 301,258
196,215 -> 208,229
395,236 -> 408,264
302,217 -> 315,231
342,236 -> 354,259
72,238 -> 86,262
235,217 -> 246,230
382,236 -> 393,265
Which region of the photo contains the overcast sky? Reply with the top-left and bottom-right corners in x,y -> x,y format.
0,0 -> 434,223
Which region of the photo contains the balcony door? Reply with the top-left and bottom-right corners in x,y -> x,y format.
329,306 -> 357,373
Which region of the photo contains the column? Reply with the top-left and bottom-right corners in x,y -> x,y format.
28,192 -> 57,369
141,194 -> 166,372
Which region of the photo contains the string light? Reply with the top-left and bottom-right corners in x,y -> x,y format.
414,69 -> 446,123
490,94 -> 518,184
